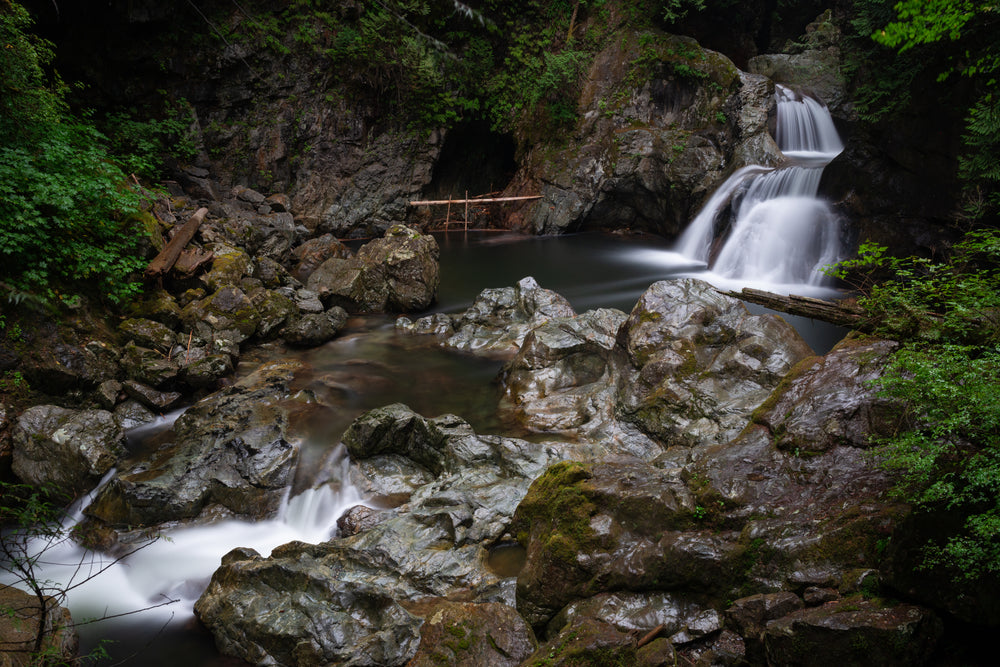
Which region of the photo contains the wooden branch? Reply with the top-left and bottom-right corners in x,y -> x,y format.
408,195 -> 542,206
722,287 -> 869,330
144,207 -> 208,279
636,623 -> 665,649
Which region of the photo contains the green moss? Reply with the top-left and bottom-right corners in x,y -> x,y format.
749,355 -> 823,427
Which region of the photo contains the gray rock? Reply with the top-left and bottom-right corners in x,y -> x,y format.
282,307 -> 347,347
179,353 -> 234,388
12,405 -> 125,495
122,380 -> 183,412
763,598 -> 942,666
119,317 -> 177,354
407,600 -> 536,667
86,361 -> 301,527
307,225 -> 439,313
121,342 -> 179,388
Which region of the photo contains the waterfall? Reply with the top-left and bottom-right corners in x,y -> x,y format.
0,444 -> 367,624
676,84 -> 844,291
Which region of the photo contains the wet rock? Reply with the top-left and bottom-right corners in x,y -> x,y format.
179,353 -> 234,388
525,617 -> 675,667
118,318 -> 177,354
725,592 -> 804,662
95,379 -> 123,409
0,587 -> 78,667
121,342 -> 178,388
292,288 -> 325,313
336,505 -> 388,537
193,406 -> 568,664
395,312 -> 454,337
248,288 -> 298,340
195,548 -> 423,667
618,278 -> 813,448
511,459 -> 739,629
751,334 -> 899,454
500,307 -> 626,432
763,598 -> 942,666
113,399 -> 156,431
21,341 -> 120,394
282,307 -> 347,347
86,361 -> 301,527
748,10 -> 853,121
290,233 -> 351,282
441,277 -> 576,355
548,591 -> 709,641
406,600 -> 536,667
200,243 -> 253,292
307,225 -> 439,312
12,405 -> 125,495
254,256 -> 292,289
127,290 -> 182,329
122,380 -> 183,412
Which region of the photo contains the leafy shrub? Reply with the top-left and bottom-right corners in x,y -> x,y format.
0,2 -> 151,306
830,228 -> 1000,580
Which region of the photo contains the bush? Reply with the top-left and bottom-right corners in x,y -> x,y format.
830,228 -> 1000,581
0,2 -> 151,306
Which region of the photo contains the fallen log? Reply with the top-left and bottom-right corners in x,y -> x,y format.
408,195 -> 542,205
722,287 -> 870,330
144,207 -> 208,280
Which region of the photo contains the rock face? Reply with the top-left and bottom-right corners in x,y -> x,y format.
84,361 -> 301,527
11,405 -> 125,496
504,31 -> 781,238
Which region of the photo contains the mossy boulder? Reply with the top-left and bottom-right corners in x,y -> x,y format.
407,600 -> 536,667
511,459 -> 735,629
119,317 -> 177,354
120,341 -> 179,388
200,243 -> 252,292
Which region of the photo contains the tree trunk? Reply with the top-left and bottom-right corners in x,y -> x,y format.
144,207 -> 209,279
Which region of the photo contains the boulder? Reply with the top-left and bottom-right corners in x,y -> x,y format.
195,547 -> 423,667
118,318 -> 177,354
618,278 -> 813,448
763,598 -> 942,666
12,405 -> 125,496
0,588 -> 78,667
122,379 -> 182,411
121,342 -> 178,388
524,617 -> 675,667
199,243 -> 253,292
282,307 -> 348,347
290,233 -> 351,282
307,225 -> 439,312
406,600 -> 536,667
193,405 -> 572,665
511,459 -> 736,629
20,341 -> 119,395
500,307 -> 626,432
85,361 -> 301,527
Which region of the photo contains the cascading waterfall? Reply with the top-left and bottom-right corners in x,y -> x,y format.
0,441 -> 366,623
676,84 -> 844,291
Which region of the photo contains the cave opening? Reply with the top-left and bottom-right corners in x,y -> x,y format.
422,121 -> 517,228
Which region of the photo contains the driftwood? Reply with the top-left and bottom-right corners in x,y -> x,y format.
172,248 -> 215,278
722,287 -> 869,330
144,207 -> 208,280
408,195 -> 543,206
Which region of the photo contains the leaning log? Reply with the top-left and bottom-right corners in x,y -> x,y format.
144,207 -> 208,280
722,287 -> 870,330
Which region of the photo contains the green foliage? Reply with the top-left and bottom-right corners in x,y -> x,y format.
101,99 -> 200,179
847,0 -> 1000,221
829,228 -> 1000,581
0,2 -> 152,306
657,0 -> 706,25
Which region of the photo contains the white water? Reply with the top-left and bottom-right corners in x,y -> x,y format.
0,444 -> 366,625
671,84 -> 845,294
